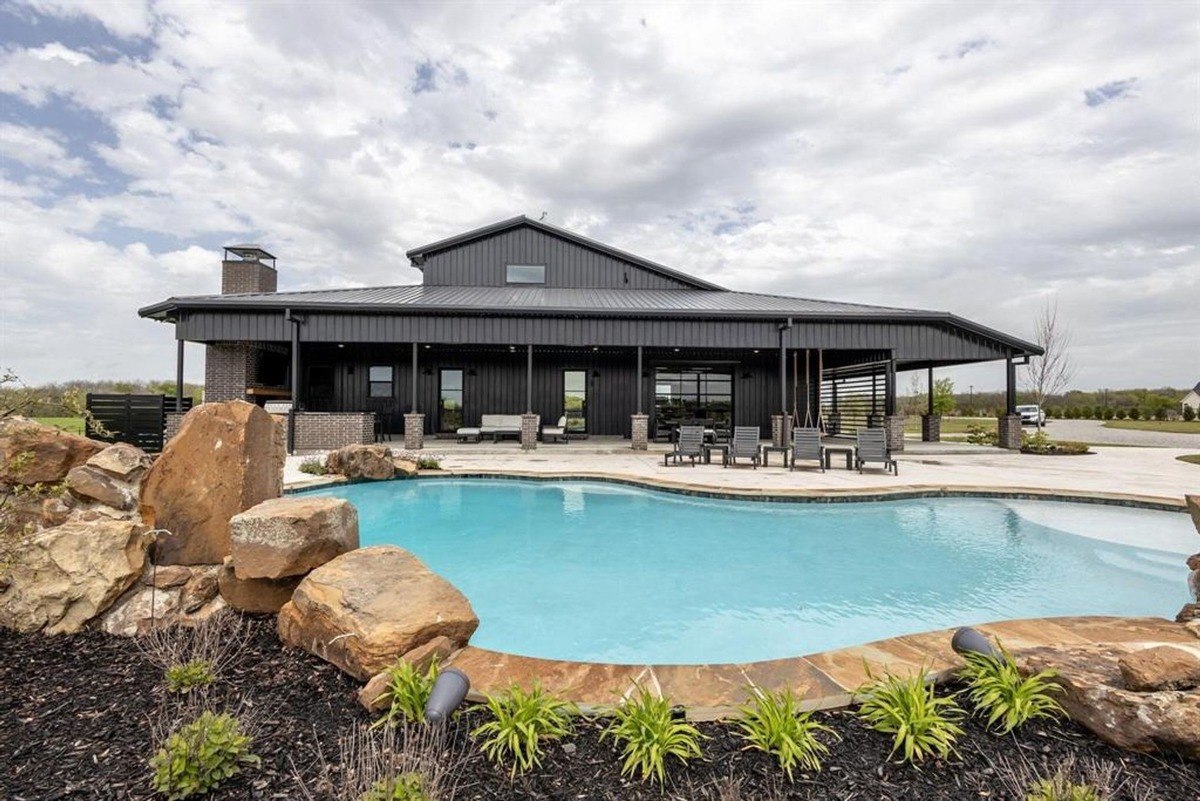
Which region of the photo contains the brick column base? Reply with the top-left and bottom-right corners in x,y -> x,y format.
520,413 -> 539,450
631,414 -> 648,450
884,414 -> 906,453
997,414 -> 1022,450
404,413 -> 425,450
921,414 -> 941,442
771,414 -> 791,448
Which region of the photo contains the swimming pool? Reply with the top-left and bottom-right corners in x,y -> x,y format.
303,479 -> 1193,665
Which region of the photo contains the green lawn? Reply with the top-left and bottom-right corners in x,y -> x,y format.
903,416 -> 995,435
1103,420 -> 1200,434
33,417 -> 85,435
1177,454 -> 1200,467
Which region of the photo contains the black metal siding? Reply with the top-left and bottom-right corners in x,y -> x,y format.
419,227 -> 695,289
179,311 -> 1009,362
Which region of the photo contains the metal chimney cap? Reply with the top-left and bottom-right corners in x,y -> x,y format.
224,245 -> 277,263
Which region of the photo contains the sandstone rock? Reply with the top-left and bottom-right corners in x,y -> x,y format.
277,546 -> 478,680
1187,495 -> 1200,535
357,635 -> 455,713
140,401 -> 284,565
1187,553 -> 1200,572
217,559 -> 300,614
0,518 -> 150,634
66,464 -> 136,510
0,416 -> 105,486
87,443 -> 153,481
1018,644 -> 1200,759
326,444 -> 394,481
40,496 -> 74,527
1118,645 -> 1200,691
143,564 -> 192,589
99,579 -> 227,636
1178,603 -> 1200,624
181,568 -> 220,613
230,496 -> 358,580
394,459 -> 418,477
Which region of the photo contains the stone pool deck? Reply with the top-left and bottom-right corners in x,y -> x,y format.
447,616 -> 1200,719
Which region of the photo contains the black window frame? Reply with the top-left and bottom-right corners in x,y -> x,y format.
505,263 -> 546,285
563,369 -> 587,433
438,368 -> 465,432
367,365 -> 394,399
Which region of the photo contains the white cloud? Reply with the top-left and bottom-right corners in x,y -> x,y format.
0,0 -> 1197,389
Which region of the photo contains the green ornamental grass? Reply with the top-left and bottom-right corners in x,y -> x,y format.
601,684 -> 704,785
357,772 -> 429,801
958,647 -> 1063,734
471,682 -> 576,777
855,667 -> 964,764
1026,775 -> 1103,801
150,711 -> 259,800
736,686 -> 835,780
372,659 -> 440,728
164,659 -> 216,695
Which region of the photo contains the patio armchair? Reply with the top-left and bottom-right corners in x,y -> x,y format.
653,418 -> 676,442
664,425 -> 704,467
542,415 -> 569,443
789,426 -> 825,472
855,428 -> 898,475
729,426 -> 761,468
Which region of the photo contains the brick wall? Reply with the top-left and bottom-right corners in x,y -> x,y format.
292,412 -> 375,454
204,343 -> 261,402
164,411 -> 186,443
221,260 -> 277,294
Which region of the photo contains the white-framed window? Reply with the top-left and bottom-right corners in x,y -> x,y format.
505,264 -> 545,284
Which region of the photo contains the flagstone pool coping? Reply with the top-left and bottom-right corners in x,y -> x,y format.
284,471 -> 1194,716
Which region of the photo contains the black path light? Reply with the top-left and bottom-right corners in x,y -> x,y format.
424,668 -> 471,724
950,626 -> 1001,660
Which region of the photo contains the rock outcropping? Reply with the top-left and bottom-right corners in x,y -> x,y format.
277,546 -> 478,680
326,444 -> 395,481
140,401 -> 284,565
229,496 -> 358,579
0,416 -> 105,486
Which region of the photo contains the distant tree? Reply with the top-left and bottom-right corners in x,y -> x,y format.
1185,406 -> 1196,422
932,378 -> 956,415
1023,299 -> 1075,431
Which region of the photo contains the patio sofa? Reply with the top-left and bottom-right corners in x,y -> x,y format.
457,414 -> 525,443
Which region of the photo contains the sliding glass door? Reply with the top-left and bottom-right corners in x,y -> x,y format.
563,370 -> 587,433
438,369 -> 464,432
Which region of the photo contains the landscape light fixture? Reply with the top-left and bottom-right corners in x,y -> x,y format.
424,668 -> 471,724
950,627 -> 1000,660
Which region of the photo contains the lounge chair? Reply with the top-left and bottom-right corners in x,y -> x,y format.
789,426 -> 824,472
664,425 -> 704,466
479,414 -> 523,442
728,426 -> 761,468
855,428 -> 898,475
542,415 -> 569,443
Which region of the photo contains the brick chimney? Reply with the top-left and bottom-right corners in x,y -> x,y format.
221,245 -> 277,294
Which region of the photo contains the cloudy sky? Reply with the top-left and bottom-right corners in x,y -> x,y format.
1,1 -> 1197,391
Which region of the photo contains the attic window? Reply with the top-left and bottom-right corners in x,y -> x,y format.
506,264 -> 545,284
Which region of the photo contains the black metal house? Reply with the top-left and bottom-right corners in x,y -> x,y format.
139,216 -> 1040,452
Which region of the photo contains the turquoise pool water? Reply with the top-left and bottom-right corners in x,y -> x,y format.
303,479 -> 1193,665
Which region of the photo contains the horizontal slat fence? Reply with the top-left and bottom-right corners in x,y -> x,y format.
86,394 -> 194,453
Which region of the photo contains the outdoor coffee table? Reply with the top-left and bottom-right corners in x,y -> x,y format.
703,443 -> 729,466
823,443 -> 856,470
760,444 -> 790,468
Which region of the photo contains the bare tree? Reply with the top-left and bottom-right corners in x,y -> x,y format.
1023,298 -> 1075,430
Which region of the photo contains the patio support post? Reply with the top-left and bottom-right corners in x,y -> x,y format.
404,342 -> 424,450
175,339 -> 184,413
520,344 -> 538,450
922,364 -> 941,442
998,356 -> 1021,450
286,308 -> 299,455
631,346 -> 647,450
772,320 -> 792,447
884,356 -> 905,452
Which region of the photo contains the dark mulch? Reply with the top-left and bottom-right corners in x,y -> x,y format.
2,615 -> 1197,800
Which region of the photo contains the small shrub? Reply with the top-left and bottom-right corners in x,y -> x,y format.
736,686 -> 834,780
416,456 -> 440,470
1026,774 -> 1103,801
1128,407 -> 1141,420
1102,407 -> 1114,420
1153,406 -> 1168,421
1114,408 -> 1127,420
165,659 -> 216,695
299,457 -> 329,476
358,772 -> 428,801
855,668 -> 963,764
372,659 -> 440,727
602,684 -> 704,785
965,424 -> 999,447
150,711 -> 259,800
958,647 -> 1063,733
1185,406 -> 1197,422
471,682 -> 576,777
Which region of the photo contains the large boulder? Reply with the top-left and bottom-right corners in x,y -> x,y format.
66,465 -> 136,510
217,558 -> 301,614
1118,645 -> 1200,692
1018,644 -> 1200,760
230,496 -> 358,579
140,401 -> 284,565
1186,494 -> 1200,534
277,546 -> 478,680
0,416 -> 105,486
326,444 -> 394,481
87,442 -> 153,482
0,518 -> 151,634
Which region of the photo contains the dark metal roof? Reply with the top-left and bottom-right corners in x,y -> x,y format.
224,245 -> 277,261
138,284 -> 1042,355
405,216 -> 725,291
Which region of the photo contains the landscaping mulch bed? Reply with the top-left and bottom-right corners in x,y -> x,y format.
3,615 -> 1197,800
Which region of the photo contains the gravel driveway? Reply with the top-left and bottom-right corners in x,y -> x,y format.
1045,419 -> 1200,448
